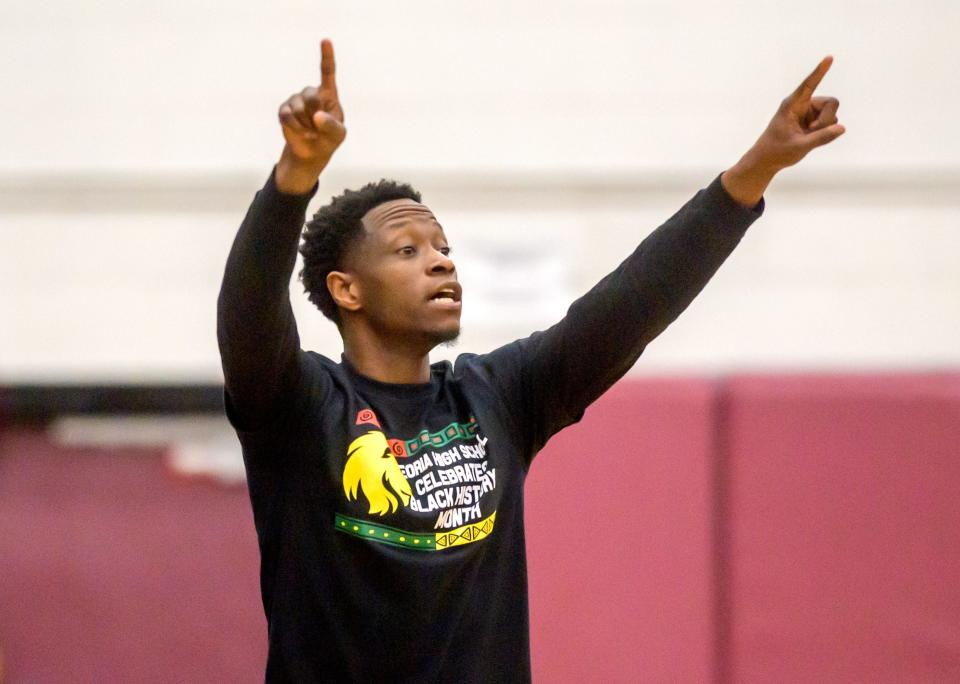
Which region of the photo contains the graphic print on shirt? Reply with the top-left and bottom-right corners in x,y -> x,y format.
342,431 -> 412,515
336,409 -> 497,551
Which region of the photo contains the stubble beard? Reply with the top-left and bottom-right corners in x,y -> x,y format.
432,324 -> 461,349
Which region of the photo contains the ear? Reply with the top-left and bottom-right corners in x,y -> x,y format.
326,271 -> 362,313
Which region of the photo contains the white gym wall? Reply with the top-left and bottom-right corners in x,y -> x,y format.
1,0 -> 957,382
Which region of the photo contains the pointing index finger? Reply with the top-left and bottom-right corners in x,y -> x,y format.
320,38 -> 337,91
789,55 -> 833,105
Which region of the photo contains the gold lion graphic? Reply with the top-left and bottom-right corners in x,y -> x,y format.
342,431 -> 412,516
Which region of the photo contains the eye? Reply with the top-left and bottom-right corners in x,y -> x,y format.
439,246 -> 452,256
398,246 -> 416,256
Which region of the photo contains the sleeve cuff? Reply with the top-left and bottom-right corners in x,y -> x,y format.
259,164 -> 321,216
704,172 -> 766,221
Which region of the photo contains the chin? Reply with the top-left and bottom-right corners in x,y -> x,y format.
429,324 -> 461,348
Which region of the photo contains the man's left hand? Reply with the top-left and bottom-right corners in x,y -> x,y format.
751,55 -> 845,171
721,55 -> 845,207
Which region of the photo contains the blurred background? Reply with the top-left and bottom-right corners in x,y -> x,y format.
1,1 -> 958,681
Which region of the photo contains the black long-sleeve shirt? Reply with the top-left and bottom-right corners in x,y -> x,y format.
217,166 -> 763,682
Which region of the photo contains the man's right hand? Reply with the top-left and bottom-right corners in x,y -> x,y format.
275,38 -> 346,195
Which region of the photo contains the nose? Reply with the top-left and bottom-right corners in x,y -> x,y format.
429,247 -> 455,274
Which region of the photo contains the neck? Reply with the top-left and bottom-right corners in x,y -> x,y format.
341,325 -> 432,384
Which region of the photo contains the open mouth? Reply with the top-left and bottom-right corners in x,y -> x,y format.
427,282 -> 462,305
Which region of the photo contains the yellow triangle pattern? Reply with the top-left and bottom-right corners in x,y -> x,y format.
435,511 -> 497,549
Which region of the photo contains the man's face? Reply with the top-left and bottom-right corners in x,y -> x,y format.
344,198 -> 462,349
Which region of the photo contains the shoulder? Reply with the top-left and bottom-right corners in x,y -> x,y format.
298,350 -> 344,398
428,353 -> 496,387
305,349 -> 344,373
448,342 -> 533,389
454,333 -> 547,374
447,352 -> 488,378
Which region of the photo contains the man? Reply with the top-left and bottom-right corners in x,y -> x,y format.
217,38 -> 843,682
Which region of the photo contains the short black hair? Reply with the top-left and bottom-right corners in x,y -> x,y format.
299,179 -> 422,324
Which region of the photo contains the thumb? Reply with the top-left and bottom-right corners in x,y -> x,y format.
313,110 -> 347,144
313,110 -> 340,131
805,123 -> 846,150
312,110 -> 347,142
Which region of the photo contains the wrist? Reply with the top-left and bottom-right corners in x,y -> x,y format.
721,149 -> 778,208
276,146 -> 328,195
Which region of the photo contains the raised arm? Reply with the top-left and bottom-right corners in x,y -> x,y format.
483,56 -> 845,459
217,38 -> 347,431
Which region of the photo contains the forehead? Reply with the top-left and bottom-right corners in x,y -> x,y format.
360,198 -> 441,237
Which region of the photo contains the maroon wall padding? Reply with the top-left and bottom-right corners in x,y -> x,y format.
3,372 -> 959,682
525,379 -> 719,683
723,372 -> 960,684
0,431 -> 266,683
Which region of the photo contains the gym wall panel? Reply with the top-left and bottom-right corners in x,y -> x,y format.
525,378 -> 719,683
722,372 -> 960,683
